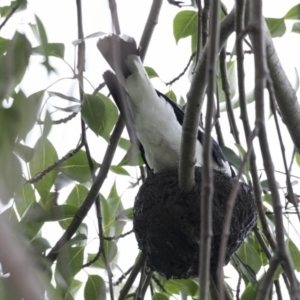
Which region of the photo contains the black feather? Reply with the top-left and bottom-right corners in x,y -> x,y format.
103,70 -> 151,170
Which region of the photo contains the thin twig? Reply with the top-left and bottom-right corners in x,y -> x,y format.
257,252 -> 281,300
118,253 -> 146,300
202,0 -> 210,47
113,267 -> 134,286
166,52 -> 196,86
217,127 -> 258,300
250,0 -> 299,297
139,0 -> 163,61
93,82 -> 106,95
219,47 -> 240,144
236,270 -> 242,300
178,8 -> 235,192
47,116 -> 125,263
0,3 -> 20,31
27,142 -> 84,184
267,78 -> 300,222
108,0 -> 121,34
140,270 -> 154,299
37,112 -> 78,125
135,264 -> 145,300
199,1 -> 220,299
105,229 -> 134,241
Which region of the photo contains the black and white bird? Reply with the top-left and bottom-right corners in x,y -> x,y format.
97,34 -> 234,177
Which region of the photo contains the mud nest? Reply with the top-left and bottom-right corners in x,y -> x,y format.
133,167 -> 257,279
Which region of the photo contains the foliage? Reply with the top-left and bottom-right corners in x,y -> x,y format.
0,0 -> 300,300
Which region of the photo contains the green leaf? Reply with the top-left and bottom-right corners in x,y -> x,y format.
87,240 -> 118,268
287,238 -> 300,272
179,96 -> 186,107
221,146 -> 242,170
100,194 -> 110,228
14,143 -> 34,162
22,204 -> 77,222
84,275 -> 106,300
191,32 -> 197,52
117,207 -> 133,221
19,203 -> 43,240
236,243 -> 261,274
145,66 -> 159,78
0,37 -> 9,56
118,138 -> 131,151
66,184 -> 89,208
60,150 -> 98,183
15,180 -> 36,217
0,152 -> 22,203
69,280 -> 83,298
32,43 -> 65,59
292,22 -> 300,34
164,279 -> 198,296
173,10 -> 198,43
55,246 -> 84,287
246,232 -> 268,267
29,138 -> 58,201
0,32 -> 31,100
10,90 -> 43,140
265,17 -> 286,38
81,93 -> 118,141
285,4 -> 300,20
165,90 -> 177,103
260,179 -> 280,192
231,255 -> 257,286
153,293 -> 169,300
31,237 -> 51,253
110,165 -> 129,176
241,283 -> 258,300
35,15 -> 54,72
295,152 -> 300,167
118,145 -> 144,166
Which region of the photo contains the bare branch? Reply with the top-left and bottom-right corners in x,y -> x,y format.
139,0 -> 163,61
118,253 -> 146,300
264,23 -> 300,152
47,117 -> 125,263
199,1 -> 220,299
219,47 -> 240,144
178,8 -> 235,192
250,0 -> 300,297
109,0 -> 121,34
166,51 -> 196,86
104,229 -> 134,241
217,126 -> 258,300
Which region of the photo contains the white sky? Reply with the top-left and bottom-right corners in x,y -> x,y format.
1,0 -> 300,299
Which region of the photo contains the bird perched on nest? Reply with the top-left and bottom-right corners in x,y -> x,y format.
97,34 -> 234,177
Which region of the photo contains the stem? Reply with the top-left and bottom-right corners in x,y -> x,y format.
199,1 -> 220,299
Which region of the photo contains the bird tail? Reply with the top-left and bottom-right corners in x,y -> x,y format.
97,35 -> 139,85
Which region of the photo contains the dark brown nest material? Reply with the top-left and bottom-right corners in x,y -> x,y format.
133,167 -> 257,279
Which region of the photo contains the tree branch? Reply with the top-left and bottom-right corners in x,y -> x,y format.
250,0 -> 300,297
139,0 -> 163,61
178,8 -> 235,192
118,253 -> 146,300
47,116 -> 125,263
264,23 -> 300,152
217,126 -> 258,300
199,1 -> 220,299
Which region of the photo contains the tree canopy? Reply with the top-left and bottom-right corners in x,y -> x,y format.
0,0 -> 300,299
